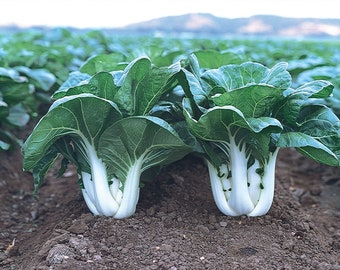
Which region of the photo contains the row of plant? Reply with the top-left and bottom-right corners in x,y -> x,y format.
0,29 -> 131,150
2,29 -> 340,151
2,28 -> 340,217
22,49 -> 340,218
1,30 -> 340,139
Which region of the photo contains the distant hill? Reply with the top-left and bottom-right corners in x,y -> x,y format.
122,13 -> 340,38
2,13 -> 340,38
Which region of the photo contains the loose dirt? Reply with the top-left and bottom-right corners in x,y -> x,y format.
1,129 -> 339,270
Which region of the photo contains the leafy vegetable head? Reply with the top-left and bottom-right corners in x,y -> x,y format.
180,57 -> 340,216
22,56 -> 193,218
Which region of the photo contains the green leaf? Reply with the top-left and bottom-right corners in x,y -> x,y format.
0,67 -> 27,82
98,116 -> 192,181
298,105 -> 340,136
184,105 -> 281,141
297,105 -> 340,164
198,62 -> 291,118
23,94 -> 122,171
176,69 -> 208,118
0,81 -> 32,104
53,71 -> 91,99
80,53 -> 127,75
277,132 -> 338,166
114,57 -> 181,116
202,62 -> 291,91
0,100 -> 9,119
53,72 -> 117,101
32,145 -> 60,192
183,104 -> 282,163
211,84 -> 284,118
275,80 -> 334,125
134,63 -> 181,115
193,50 -> 244,69
113,57 -> 151,114
14,66 -> 56,91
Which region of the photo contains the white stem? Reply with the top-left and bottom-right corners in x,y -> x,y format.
113,157 -> 143,219
247,159 -> 262,205
248,148 -> 280,217
228,137 -> 255,215
207,160 -> 238,216
86,144 -> 120,216
81,187 -> 100,215
81,171 -> 96,203
110,178 -> 123,204
220,164 -> 232,200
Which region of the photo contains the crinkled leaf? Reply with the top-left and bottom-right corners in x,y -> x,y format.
275,80 -> 334,125
211,84 -> 285,118
298,105 -> 340,135
202,62 -> 291,91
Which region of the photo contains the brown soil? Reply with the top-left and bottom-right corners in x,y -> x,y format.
1,128 -> 339,270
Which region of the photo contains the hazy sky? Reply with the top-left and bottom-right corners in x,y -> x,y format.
1,0 -> 340,28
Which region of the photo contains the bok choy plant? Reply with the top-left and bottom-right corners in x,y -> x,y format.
22,57 -> 193,218
179,54 -> 340,217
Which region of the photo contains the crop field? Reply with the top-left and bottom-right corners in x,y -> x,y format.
1,29 -> 339,269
